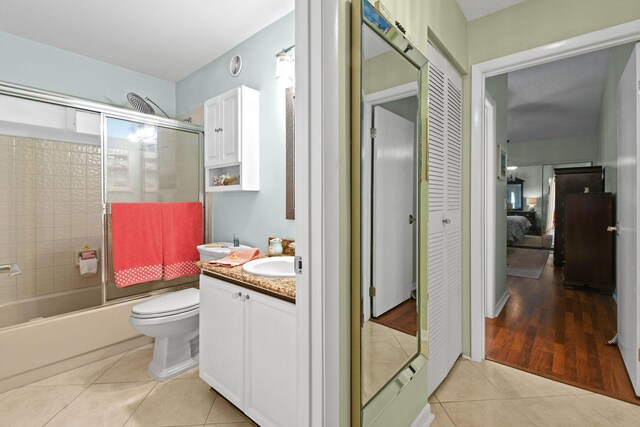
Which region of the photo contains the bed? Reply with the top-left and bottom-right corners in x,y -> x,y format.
507,215 -> 532,243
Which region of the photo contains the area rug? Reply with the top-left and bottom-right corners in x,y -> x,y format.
506,248 -> 550,279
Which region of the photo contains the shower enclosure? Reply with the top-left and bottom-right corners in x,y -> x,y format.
0,82 -> 204,330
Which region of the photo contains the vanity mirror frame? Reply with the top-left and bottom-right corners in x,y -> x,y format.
351,1 -> 429,425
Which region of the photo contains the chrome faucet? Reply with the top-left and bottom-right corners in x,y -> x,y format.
0,263 -> 22,277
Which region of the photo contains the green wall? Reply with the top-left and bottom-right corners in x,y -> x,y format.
596,43 -> 636,196
0,31 -> 175,115
509,134 -> 599,166
468,0 -> 640,65
486,74 -> 508,312
362,51 -> 417,94
379,0 -> 469,72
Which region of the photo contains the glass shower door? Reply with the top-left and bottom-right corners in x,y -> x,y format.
104,117 -> 202,301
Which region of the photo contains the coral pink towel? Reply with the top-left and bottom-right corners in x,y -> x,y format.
162,202 -> 203,280
208,248 -> 261,268
111,203 -> 163,287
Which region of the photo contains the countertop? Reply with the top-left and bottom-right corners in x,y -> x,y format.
197,257 -> 296,303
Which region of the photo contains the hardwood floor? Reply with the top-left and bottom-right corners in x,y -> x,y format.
370,298 -> 417,336
486,252 -> 640,405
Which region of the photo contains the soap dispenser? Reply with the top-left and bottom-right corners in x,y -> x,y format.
268,238 -> 283,256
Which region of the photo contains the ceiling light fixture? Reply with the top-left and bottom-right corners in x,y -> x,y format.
275,45 -> 295,86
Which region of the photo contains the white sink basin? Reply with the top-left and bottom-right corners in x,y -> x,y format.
197,243 -> 249,261
243,256 -> 295,278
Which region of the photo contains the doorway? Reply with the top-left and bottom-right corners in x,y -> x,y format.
361,82 -> 418,334
471,21 -> 640,404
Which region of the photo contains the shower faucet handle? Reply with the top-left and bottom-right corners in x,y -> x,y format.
0,263 -> 22,277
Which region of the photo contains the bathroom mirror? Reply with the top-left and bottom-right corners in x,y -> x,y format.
507,178 -> 524,210
286,86 -> 295,219
351,1 -> 428,423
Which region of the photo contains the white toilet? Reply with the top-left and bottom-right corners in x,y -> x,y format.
130,288 -> 200,381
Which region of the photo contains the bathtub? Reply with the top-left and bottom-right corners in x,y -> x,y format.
0,286 -> 103,330
0,292 -> 152,393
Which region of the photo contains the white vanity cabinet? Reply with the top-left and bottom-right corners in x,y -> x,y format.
199,274 -> 296,427
204,86 -> 259,192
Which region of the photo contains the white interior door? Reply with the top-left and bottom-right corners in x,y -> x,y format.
372,105 -> 415,317
616,42 -> 640,397
427,44 -> 463,395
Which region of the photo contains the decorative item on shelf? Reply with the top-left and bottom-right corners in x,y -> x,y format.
373,1 -> 394,24
268,238 -> 283,256
269,237 -> 295,256
212,173 -> 239,187
526,198 -> 537,211
364,0 -> 392,34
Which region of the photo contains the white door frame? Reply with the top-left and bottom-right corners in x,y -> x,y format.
295,0 -> 343,425
361,82 -> 419,323
482,94 -> 497,319
470,19 -> 640,361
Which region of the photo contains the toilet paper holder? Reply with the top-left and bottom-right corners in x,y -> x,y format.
76,246 -> 100,266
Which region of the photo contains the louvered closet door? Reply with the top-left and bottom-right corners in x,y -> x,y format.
426,44 -> 463,395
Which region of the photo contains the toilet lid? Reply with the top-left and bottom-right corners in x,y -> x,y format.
132,288 -> 199,317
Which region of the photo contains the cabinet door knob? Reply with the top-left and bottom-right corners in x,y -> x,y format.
232,291 -> 241,299
443,218 -> 451,225
239,294 -> 250,302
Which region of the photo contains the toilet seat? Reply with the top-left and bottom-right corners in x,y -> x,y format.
131,305 -> 199,319
131,288 -> 199,319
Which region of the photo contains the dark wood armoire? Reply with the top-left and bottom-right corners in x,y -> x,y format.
563,192 -> 614,293
553,166 -> 604,267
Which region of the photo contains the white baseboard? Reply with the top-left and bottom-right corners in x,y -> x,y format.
493,292 -> 510,318
411,402 -> 435,427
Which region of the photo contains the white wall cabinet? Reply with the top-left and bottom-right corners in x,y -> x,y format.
199,275 -> 296,427
204,86 -> 259,192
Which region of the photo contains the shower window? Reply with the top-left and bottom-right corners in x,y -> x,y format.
0,90 -> 203,330
104,117 -> 202,302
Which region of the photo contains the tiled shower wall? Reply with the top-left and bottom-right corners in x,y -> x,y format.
0,134 -> 102,304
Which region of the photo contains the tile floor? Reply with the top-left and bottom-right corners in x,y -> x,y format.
0,343 -> 256,427
431,358 -> 640,426
4,342 -> 640,426
361,320 -> 418,402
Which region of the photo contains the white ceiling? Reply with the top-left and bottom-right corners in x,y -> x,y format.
456,0 -> 527,21
506,49 -> 610,143
0,0 -> 294,82
363,25 -> 391,60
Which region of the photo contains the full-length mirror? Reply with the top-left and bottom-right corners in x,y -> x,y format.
357,2 -> 427,410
